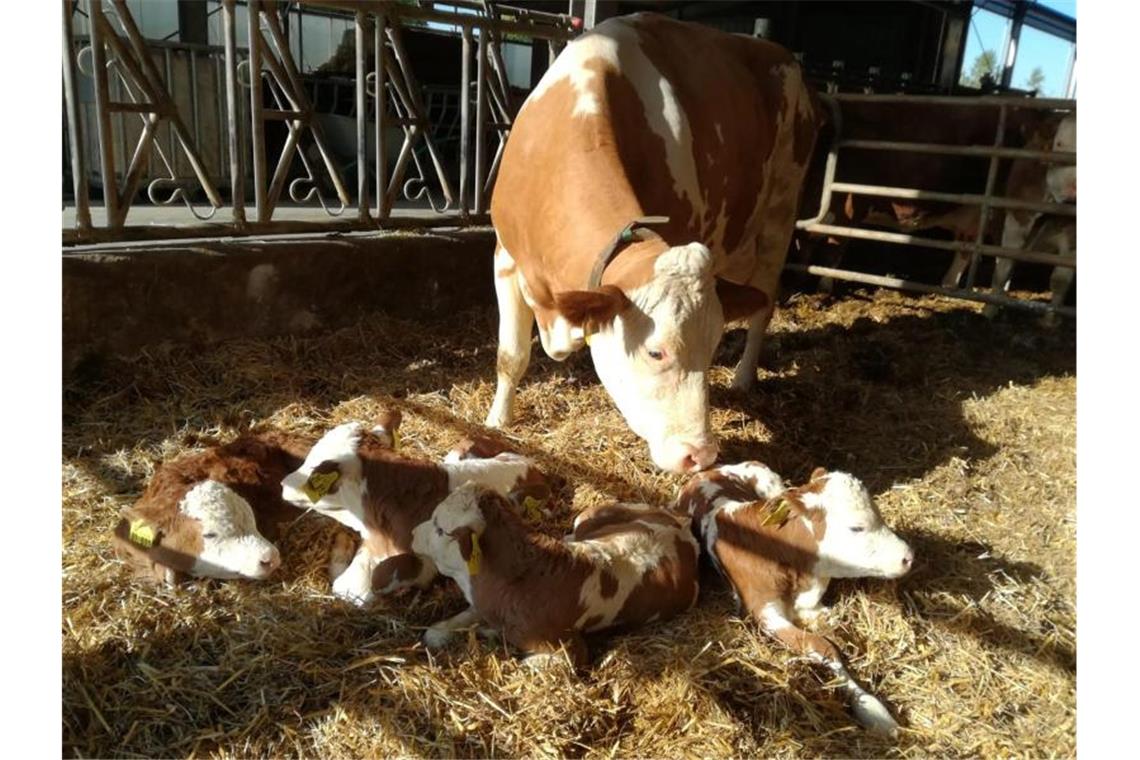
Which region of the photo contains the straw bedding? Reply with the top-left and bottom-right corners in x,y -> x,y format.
62,287 -> 1075,757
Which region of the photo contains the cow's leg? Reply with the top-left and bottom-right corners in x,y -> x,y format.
1041,233 -> 1075,327
731,302 -> 775,392
942,251 -> 971,289
371,552 -> 437,596
758,601 -> 899,736
983,214 -> 1032,319
330,542 -> 380,607
486,245 -> 535,428
423,605 -> 484,649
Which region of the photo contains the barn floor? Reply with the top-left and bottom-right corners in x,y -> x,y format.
62,288 -> 1075,758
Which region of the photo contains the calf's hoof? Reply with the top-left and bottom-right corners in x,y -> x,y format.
730,369 -> 757,393
852,693 -> 900,737
422,626 -> 454,650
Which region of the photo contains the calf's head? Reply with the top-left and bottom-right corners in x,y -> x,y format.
800,468 -> 914,579
555,243 -> 765,473
114,480 -> 282,584
410,482 -> 489,582
280,421 -> 371,528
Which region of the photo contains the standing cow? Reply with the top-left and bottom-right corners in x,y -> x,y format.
485,13 -> 821,473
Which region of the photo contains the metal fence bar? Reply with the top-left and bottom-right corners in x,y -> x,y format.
87,0 -> 121,227
802,222 -> 1074,269
786,263 -> 1075,317
222,0 -> 245,224
247,0 -> 268,222
374,8 -> 386,221
459,25 -> 472,216
829,92 -> 1076,108
828,181 -> 1076,217
474,29 -> 487,214
63,1 -> 91,230
839,138 -> 1075,164
965,104 -> 1007,290
354,8 -> 370,222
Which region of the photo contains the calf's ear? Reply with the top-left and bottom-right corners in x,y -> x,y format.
553,285 -> 631,334
111,517 -> 183,586
810,467 -> 828,481
716,279 -> 771,323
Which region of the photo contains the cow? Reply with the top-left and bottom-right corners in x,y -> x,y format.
111,430 -> 315,586
280,418 -> 553,606
405,483 -> 699,670
484,12 -> 821,473
676,462 -> 913,735
981,112 -> 1075,324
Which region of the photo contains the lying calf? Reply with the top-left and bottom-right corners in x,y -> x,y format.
112,430 -> 314,585
280,419 -> 550,606
408,483 -> 699,669
677,463 -> 913,735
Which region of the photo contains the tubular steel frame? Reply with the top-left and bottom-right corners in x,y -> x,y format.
795,92 -> 1076,318
62,0 -> 578,244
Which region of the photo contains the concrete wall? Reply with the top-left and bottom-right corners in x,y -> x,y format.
63,229 -> 496,378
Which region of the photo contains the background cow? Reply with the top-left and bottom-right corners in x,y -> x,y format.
485,13 -> 821,473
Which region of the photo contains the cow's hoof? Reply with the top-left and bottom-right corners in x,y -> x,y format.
331,574 -> 374,608
982,304 -> 1001,320
484,406 -> 512,429
422,626 -> 453,650
731,369 -> 757,393
852,693 -> 900,737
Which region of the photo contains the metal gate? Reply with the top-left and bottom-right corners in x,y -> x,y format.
792,93 -> 1077,318
62,0 -> 579,245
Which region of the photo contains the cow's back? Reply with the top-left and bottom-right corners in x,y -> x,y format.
492,13 -> 820,300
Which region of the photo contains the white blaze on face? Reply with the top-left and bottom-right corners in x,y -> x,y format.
1046,114 -> 1076,203
179,480 -> 280,580
410,483 -> 487,602
588,243 -> 723,473
280,422 -> 367,533
803,472 -> 913,579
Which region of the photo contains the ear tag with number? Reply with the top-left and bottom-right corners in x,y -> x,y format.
129,519 -> 157,548
466,532 -> 483,576
302,470 -> 340,503
759,497 -> 791,528
522,495 -> 545,523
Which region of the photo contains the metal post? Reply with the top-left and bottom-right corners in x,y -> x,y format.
474,28 -> 487,214
222,0 -> 244,223
355,8 -> 370,221
62,0 -> 91,230
459,25 -> 472,215
965,104 -> 1007,290
247,0 -> 268,222
374,9 -> 386,220
88,0 -> 121,227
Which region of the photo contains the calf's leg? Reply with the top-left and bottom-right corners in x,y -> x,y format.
757,601 -> 899,736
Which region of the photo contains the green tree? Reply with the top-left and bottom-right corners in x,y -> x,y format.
962,49 -> 997,88
1025,66 -> 1046,92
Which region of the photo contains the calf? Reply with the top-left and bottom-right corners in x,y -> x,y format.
407,484 -> 699,669
677,462 -> 913,735
280,420 -> 551,606
112,430 -> 314,586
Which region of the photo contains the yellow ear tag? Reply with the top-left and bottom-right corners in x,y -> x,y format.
584,330 -> 594,347
128,519 -> 156,548
466,533 -> 483,576
522,495 -> 545,523
391,428 -> 401,451
759,498 -> 791,528
302,470 -> 340,503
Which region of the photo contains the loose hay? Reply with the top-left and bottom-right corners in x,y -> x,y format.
63,287 -> 1075,757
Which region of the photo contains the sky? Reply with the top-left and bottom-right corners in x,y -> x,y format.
961,2 -> 1076,96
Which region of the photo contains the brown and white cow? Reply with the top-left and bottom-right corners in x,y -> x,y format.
982,112 -> 1076,323
280,420 -> 552,606
485,13 -> 821,473
406,483 -> 699,669
112,430 -> 315,585
677,462 -> 913,735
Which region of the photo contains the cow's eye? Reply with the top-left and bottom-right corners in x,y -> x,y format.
202,532 -> 218,539
849,526 -> 865,533
647,349 -> 665,361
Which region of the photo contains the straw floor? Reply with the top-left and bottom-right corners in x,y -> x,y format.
62,287 -> 1075,757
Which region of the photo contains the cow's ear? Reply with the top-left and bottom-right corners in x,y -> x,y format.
553,285 -> 631,331
111,517 -> 179,586
810,467 -> 828,482
716,279 -> 771,323
453,527 -> 475,562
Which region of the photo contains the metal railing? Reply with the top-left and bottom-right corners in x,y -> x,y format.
794,92 -> 1076,318
62,0 -> 579,244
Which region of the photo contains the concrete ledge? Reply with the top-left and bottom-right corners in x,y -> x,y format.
63,228 -> 497,377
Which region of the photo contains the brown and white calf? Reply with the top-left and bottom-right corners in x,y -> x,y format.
677,462 -> 913,735
406,483 -> 699,669
280,420 -> 551,606
486,12 -> 821,472
112,431 -> 314,585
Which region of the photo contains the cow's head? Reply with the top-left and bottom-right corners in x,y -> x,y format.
114,480 -> 282,584
800,468 -> 914,579
554,243 -> 761,473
